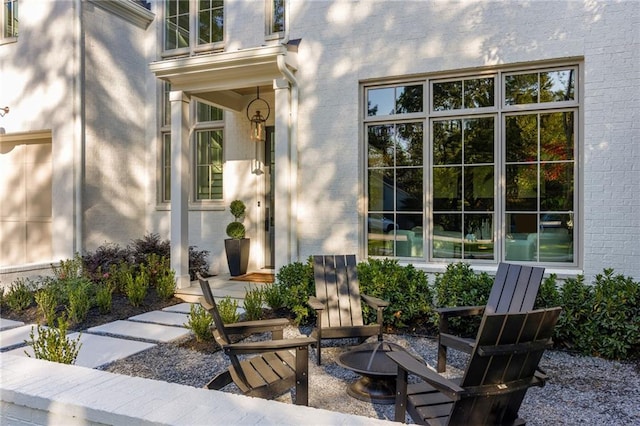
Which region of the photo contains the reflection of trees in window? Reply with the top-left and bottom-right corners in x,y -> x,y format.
506,69 -> 575,105
433,78 -> 494,111
396,86 -> 423,114
271,0 -> 285,33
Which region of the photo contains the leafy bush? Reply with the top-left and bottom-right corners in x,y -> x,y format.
358,258 -> 432,329
431,262 -> 494,335
5,278 -> 35,311
156,268 -> 176,300
96,282 -> 115,314
35,280 -> 61,326
124,270 -> 148,307
184,304 -> 213,342
218,297 -> 240,324
27,317 -> 82,364
243,287 -> 264,321
534,273 -> 561,309
82,244 -> 131,280
188,246 -> 210,281
129,233 -> 170,266
263,283 -> 287,310
275,259 -> 315,324
554,274 -> 592,349
52,254 -> 85,280
226,199 -> 247,239
66,278 -> 93,324
141,253 -> 169,288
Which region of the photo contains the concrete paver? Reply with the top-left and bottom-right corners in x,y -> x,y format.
4,332 -> 156,368
0,318 -> 24,331
161,302 -> 194,314
129,310 -> 190,327
0,324 -> 47,350
87,320 -> 191,343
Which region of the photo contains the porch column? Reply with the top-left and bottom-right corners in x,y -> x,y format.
273,78 -> 292,268
170,90 -> 191,289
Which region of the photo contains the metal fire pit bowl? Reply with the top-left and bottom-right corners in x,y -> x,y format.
336,341 -> 407,404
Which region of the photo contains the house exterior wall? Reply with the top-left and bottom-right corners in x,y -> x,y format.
1,0 -> 638,283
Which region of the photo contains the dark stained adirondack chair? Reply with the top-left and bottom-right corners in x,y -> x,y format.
308,255 -> 390,365
197,275 -> 315,405
389,307 -> 562,426
436,262 -> 545,372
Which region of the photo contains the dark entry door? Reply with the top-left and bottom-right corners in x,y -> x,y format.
264,127 -> 275,268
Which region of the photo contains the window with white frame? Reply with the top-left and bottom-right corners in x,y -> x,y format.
1,0 -> 18,43
364,65 -> 578,265
266,0 -> 285,39
164,0 -> 223,54
161,83 -> 224,204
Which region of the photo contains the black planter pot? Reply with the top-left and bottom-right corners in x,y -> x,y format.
224,238 -> 250,276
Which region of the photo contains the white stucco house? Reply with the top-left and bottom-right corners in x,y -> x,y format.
1,0 -> 638,288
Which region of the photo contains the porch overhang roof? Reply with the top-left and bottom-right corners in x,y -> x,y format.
149,44 -> 298,111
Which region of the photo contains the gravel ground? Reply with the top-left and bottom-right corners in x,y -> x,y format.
100,326 -> 640,425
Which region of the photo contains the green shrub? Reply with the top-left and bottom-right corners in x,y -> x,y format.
129,233 -> 170,266
243,287 -> 264,321
124,270 -> 148,307
431,262 -> 494,335
52,254 -> 85,280
554,274 -> 592,349
156,269 -> 176,300
534,273 -> 561,309
35,281 -> 61,326
27,316 -> 82,365
275,259 -> 315,324
66,278 -> 93,324
263,283 -> 287,310
218,297 -> 240,324
96,283 -> 115,314
358,258 -> 432,329
5,278 -> 35,311
141,253 -> 168,288
184,304 -> 213,342
188,246 -> 210,281
82,244 -> 131,281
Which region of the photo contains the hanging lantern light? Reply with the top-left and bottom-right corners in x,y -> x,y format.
246,87 -> 270,142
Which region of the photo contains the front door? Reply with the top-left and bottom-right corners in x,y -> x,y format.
263,127 -> 275,268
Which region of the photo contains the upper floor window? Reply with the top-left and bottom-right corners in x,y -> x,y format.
266,0 -> 285,39
164,0 -> 223,54
1,0 -> 18,44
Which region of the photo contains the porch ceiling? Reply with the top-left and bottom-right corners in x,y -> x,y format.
149,44 -> 298,112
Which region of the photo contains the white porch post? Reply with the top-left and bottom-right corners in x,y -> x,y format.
170,90 -> 191,289
273,78 -> 292,268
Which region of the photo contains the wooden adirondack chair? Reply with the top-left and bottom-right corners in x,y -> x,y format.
197,275 -> 315,405
389,307 -> 562,426
308,255 -> 390,365
436,262 -> 544,372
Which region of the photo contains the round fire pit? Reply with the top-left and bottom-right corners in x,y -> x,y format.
336,341 -> 407,404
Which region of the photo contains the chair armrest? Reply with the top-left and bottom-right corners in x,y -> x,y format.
387,351 -> 464,401
224,318 -> 289,336
224,337 -> 316,355
308,296 -> 325,311
361,294 -> 390,308
436,305 -> 485,318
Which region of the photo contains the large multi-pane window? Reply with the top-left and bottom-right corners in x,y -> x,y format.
365,65 -> 578,265
161,83 -> 224,203
164,0 -> 223,53
1,0 -> 18,42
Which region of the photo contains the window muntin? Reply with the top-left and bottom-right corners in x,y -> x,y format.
367,85 -> 423,117
367,122 -> 424,258
364,64 -> 578,266
195,129 -> 223,200
267,0 -> 285,37
164,0 -> 223,54
1,0 -> 18,42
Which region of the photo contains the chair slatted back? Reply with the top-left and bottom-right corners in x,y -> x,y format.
485,263 -> 545,315
198,276 -> 231,347
313,255 -> 364,328
450,307 -> 561,425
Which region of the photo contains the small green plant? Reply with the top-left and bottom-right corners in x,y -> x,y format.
156,269 -> 176,300
52,254 -> 84,280
5,278 -> 35,311
243,287 -> 264,321
27,316 -> 82,364
226,199 -> 247,239
218,296 -> 240,323
66,278 -> 93,324
124,270 -> 148,307
430,262 -> 494,335
263,283 -> 287,310
35,281 -> 60,326
534,273 -> 561,309
184,304 -> 213,342
96,283 -> 115,314
275,259 -> 315,324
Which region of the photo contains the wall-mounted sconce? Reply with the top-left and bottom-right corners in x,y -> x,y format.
0,106 -> 9,117
246,87 -> 270,142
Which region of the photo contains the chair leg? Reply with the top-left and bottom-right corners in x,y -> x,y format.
394,367 -> 409,423
295,345 -> 310,406
437,339 -> 447,373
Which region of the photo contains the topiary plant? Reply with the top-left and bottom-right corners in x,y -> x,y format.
226,200 -> 247,239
